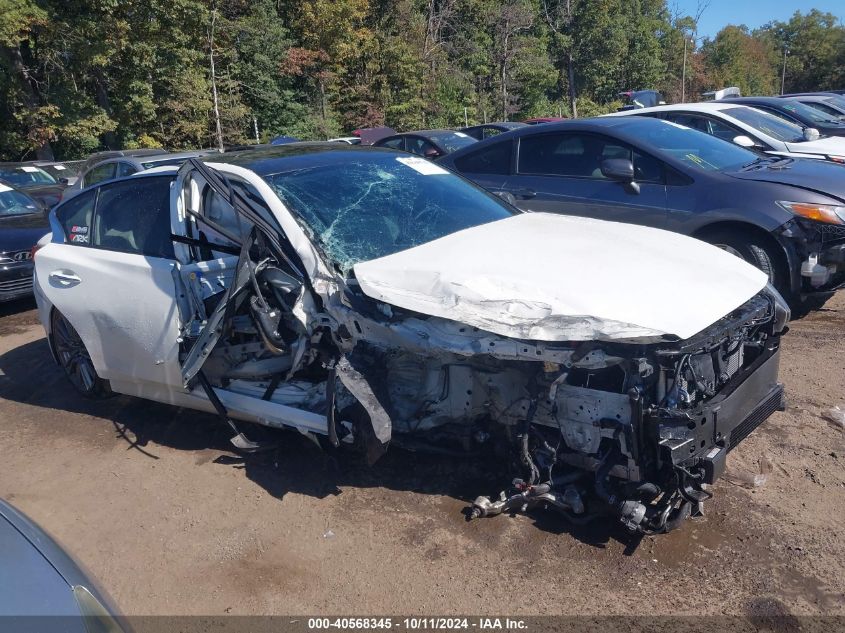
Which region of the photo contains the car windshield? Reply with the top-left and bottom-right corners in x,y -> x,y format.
0,166 -> 56,187
777,100 -> 839,124
0,186 -> 40,216
261,151 -> 516,272
624,118 -> 759,171
723,107 -> 806,142
426,131 -> 478,153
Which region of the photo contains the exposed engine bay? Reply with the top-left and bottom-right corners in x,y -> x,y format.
171,160 -> 789,535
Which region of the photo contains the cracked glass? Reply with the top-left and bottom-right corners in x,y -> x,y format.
261,153 -> 516,272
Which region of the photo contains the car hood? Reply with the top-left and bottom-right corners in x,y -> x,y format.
784,135 -> 845,155
353,213 -> 768,343
727,157 -> 845,200
0,213 -> 50,253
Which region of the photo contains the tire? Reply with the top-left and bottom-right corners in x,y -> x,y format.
703,229 -> 783,293
51,309 -> 112,399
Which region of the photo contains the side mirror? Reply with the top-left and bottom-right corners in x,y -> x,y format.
733,135 -> 758,148
803,127 -> 820,141
58,177 -> 70,186
600,159 -> 640,194
424,148 -> 441,159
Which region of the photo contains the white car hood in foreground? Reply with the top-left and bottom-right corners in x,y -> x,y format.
784,135 -> 845,156
353,213 -> 768,343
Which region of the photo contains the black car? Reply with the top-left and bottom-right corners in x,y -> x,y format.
0,498 -> 128,631
0,163 -> 66,208
459,121 -> 527,140
719,96 -> 845,137
439,116 -> 845,308
0,182 -> 49,301
372,129 -> 477,159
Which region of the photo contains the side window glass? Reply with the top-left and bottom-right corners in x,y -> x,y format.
483,127 -> 503,139
93,177 -> 175,258
85,163 -> 116,187
453,141 -> 512,175
707,119 -> 742,142
380,137 -> 404,150
56,190 -> 97,245
518,133 -> 629,178
116,162 -> 137,178
407,137 -> 438,157
665,114 -> 708,133
632,150 -> 664,183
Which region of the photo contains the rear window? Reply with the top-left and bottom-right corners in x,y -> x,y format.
93,177 -> 175,258
0,166 -> 56,187
56,190 -> 96,244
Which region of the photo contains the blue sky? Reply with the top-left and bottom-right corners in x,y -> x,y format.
672,0 -> 845,38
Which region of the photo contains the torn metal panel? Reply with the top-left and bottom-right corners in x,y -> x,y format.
335,355 -> 392,444
354,213 -> 769,342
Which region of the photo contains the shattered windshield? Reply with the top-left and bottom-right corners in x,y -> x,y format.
261,152 -> 516,272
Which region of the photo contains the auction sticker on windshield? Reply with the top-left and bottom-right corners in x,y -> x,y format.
396,156 -> 449,175
20,166 -> 39,173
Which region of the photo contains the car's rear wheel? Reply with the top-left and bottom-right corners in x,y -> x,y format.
51,310 -> 112,399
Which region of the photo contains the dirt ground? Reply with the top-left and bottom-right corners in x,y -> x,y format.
0,294 -> 843,618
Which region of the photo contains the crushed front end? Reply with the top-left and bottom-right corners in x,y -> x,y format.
463,290 -> 788,534
332,286 -> 788,535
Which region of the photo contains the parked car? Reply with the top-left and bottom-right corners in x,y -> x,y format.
439,116 -> 845,307
328,137 -> 362,145
459,122 -> 527,140
270,135 -> 300,145
78,148 -> 166,175
780,93 -> 845,118
0,497 -> 128,631
523,117 -> 567,124
0,182 -> 49,301
30,160 -> 85,186
0,163 -> 67,208
718,96 -> 845,138
610,102 -> 845,163
352,126 -> 396,145
373,129 -> 477,159
34,145 -> 788,535
65,151 -> 211,196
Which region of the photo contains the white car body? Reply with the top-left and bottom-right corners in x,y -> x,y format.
608,102 -> 845,163
32,147 -> 788,534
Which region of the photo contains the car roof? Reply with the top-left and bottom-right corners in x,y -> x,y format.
205,142 -> 404,176
442,116 -> 675,158
719,97 -> 789,106
608,102 -> 737,116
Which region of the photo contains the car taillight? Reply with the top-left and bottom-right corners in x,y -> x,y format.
30,243 -> 44,260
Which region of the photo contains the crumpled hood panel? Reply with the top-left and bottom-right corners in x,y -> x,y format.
353,213 -> 768,343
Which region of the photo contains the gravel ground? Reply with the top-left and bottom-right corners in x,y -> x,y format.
0,294 -> 843,617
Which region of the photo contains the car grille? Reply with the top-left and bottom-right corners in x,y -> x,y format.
0,250 -> 33,264
728,387 -> 784,451
819,224 -> 845,243
0,277 -> 33,295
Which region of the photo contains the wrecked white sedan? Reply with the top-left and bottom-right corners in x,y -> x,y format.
34,145 -> 789,534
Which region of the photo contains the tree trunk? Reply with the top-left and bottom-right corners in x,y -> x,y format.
209,4 -> 224,152
567,52 -> 577,118
0,45 -> 54,160
92,68 -> 117,149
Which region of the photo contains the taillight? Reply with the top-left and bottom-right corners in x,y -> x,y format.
30,243 -> 44,260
